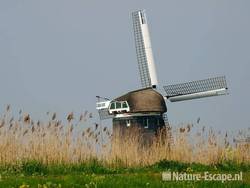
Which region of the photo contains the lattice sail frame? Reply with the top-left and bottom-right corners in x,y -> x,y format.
97,108 -> 114,120
164,76 -> 228,102
132,10 -> 158,88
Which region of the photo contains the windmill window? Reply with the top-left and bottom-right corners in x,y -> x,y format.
110,102 -> 115,109
144,118 -> 149,129
126,120 -> 131,127
122,102 -> 128,108
116,102 -> 121,109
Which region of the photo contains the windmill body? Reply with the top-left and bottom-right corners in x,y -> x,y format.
96,10 -> 228,134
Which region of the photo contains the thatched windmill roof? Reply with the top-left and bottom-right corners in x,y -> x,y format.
115,88 -> 167,113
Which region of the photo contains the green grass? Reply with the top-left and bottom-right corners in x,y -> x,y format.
0,160 -> 249,188
1,173 -> 249,188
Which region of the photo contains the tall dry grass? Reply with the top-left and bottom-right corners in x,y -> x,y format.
0,105 -> 249,167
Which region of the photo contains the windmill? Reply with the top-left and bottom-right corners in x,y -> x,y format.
96,10 -> 228,135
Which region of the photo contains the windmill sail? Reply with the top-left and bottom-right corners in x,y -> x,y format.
132,10 -> 158,89
97,108 -> 114,120
96,101 -> 114,120
164,76 -> 228,102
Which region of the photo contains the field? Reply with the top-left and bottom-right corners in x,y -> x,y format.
0,106 -> 249,187
0,160 -> 249,188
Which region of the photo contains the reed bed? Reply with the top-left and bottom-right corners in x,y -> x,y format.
0,105 -> 249,168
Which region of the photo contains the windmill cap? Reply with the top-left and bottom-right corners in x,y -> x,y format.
115,88 -> 167,113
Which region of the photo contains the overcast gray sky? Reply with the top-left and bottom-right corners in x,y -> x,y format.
0,0 -> 249,131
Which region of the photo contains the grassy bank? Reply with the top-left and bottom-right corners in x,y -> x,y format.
0,159 -> 249,175
0,160 -> 250,188
0,160 -> 249,188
